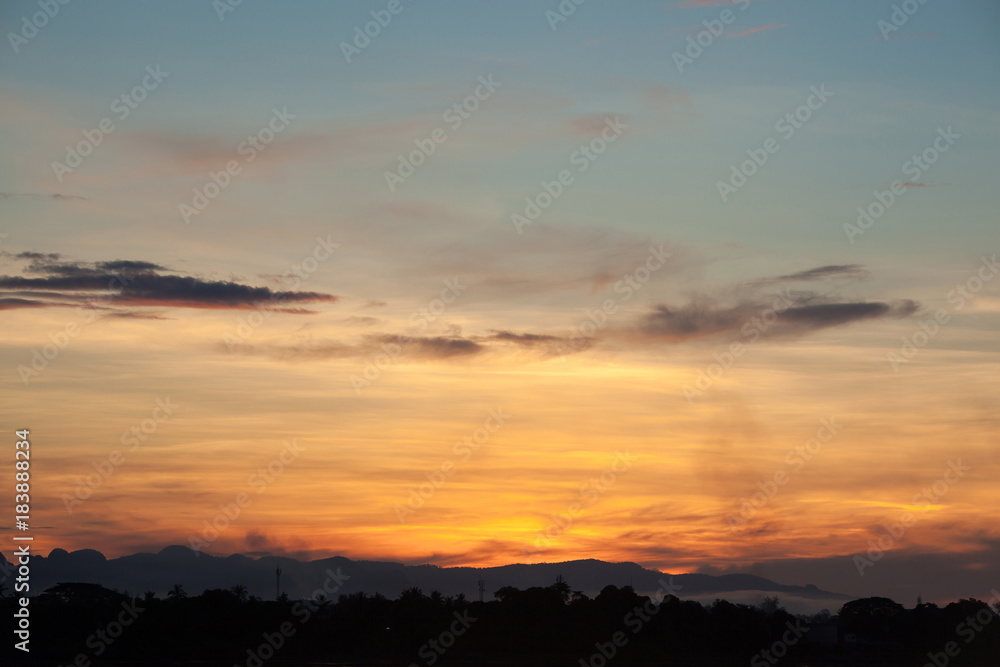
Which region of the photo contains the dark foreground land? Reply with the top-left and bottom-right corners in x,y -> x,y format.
4,580 -> 999,665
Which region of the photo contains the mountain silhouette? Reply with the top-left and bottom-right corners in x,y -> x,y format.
1,546 -> 848,603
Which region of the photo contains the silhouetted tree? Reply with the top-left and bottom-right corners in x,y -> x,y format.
759,595 -> 782,617
229,584 -> 248,602
41,582 -> 125,606
399,586 -> 425,603
840,596 -> 905,642
8,578 -> 998,666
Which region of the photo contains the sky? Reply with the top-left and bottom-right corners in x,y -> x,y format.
1,0 -> 998,606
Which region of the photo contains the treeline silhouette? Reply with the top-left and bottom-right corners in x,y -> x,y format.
3,578 -> 999,665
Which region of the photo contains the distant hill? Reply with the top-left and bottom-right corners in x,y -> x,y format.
1,546 -> 850,604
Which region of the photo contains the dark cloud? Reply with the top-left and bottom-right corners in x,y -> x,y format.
0,273 -> 337,309
779,300 -> 918,328
640,302 -> 748,342
633,264 -> 915,344
226,334 -> 483,362
485,330 -> 563,345
636,296 -> 918,343
0,253 -> 338,312
223,294 -> 914,365
219,261 -> 917,363
9,251 -> 62,261
228,327 -> 598,364
98,260 -> 168,273
18,256 -> 168,277
481,329 -> 592,357
377,335 -> 483,359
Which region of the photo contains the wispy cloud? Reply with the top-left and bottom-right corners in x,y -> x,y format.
871,32 -> 939,40
0,192 -> 87,201
634,297 -> 918,344
229,334 -> 486,362
774,264 -> 869,283
747,264 -> 870,288
727,23 -> 787,38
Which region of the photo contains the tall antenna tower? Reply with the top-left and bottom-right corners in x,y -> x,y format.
275,567 -> 282,601
477,570 -> 486,603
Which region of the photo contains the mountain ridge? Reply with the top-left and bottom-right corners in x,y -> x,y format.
1,546 -> 850,604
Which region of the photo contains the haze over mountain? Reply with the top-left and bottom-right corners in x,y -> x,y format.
2,546 -> 850,614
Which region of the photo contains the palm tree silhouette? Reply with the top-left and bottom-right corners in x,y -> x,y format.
230,584 -> 248,602
167,583 -> 187,600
